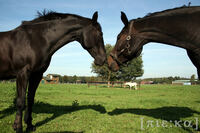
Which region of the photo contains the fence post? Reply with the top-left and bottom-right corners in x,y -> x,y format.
107,81 -> 109,88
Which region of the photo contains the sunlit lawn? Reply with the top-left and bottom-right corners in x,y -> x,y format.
0,83 -> 200,133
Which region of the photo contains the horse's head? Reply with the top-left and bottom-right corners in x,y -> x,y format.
108,12 -> 146,71
79,12 -> 106,66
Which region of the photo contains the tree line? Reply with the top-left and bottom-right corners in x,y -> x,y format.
141,76 -> 189,84
58,75 -> 103,83
0,75 -> 103,84
2,75 -> 198,84
56,75 -> 199,84
138,74 -> 199,84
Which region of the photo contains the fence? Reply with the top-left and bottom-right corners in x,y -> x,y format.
87,81 -> 124,88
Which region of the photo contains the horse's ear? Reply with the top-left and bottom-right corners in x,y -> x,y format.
121,11 -> 128,27
92,11 -> 98,24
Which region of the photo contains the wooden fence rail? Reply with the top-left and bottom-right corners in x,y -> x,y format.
87,81 -> 125,88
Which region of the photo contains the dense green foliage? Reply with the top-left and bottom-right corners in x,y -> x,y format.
117,55 -> 143,81
0,83 -> 200,133
59,75 -> 102,83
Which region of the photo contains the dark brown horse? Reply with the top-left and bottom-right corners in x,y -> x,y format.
0,11 -> 106,133
108,6 -> 200,79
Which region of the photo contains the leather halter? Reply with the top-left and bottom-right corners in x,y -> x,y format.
120,21 -> 134,54
109,22 -> 134,65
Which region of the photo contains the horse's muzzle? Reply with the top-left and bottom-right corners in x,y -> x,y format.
107,55 -> 119,72
94,56 -> 106,66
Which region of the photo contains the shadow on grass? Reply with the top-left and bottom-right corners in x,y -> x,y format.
42,131 -> 84,133
33,101 -> 106,128
108,106 -> 200,132
0,105 -> 16,119
196,101 -> 200,104
0,101 -> 106,133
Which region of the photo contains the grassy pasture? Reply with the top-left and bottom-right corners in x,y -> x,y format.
0,83 -> 200,133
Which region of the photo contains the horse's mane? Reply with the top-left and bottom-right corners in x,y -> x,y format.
22,9 -> 90,25
134,6 -> 200,21
36,10 -> 65,21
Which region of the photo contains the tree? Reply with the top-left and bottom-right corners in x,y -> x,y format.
191,74 -> 195,81
79,76 -> 87,83
190,74 -> 196,85
117,55 -> 144,81
58,75 -> 63,83
63,75 -> 69,83
91,44 -> 144,81
72,75 -> 77,83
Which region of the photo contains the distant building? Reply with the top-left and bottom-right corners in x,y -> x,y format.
41,74 -> 60,84
76,80 -> 82,84
172,80 -> 191,85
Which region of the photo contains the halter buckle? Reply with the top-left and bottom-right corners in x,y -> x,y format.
126,35 -> 131,41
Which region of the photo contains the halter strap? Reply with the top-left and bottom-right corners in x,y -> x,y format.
129,21 -> 134,35
126,21 -> 134,41
123,21 -> 134,53
111,21 -> 135,64
110,52 -> 123,65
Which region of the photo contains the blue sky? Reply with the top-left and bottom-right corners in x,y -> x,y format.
0,0 -> 199,78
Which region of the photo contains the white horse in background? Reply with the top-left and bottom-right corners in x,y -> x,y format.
124,82 -> 138,90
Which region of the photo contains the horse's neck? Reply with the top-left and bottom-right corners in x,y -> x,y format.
43,20 -> 83,57
136,16 -> 199,50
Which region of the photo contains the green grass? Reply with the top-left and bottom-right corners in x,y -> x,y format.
0,83 -> 200,133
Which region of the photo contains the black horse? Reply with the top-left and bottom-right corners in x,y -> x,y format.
108,6 -> 200,79
0,11 -> 106,133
